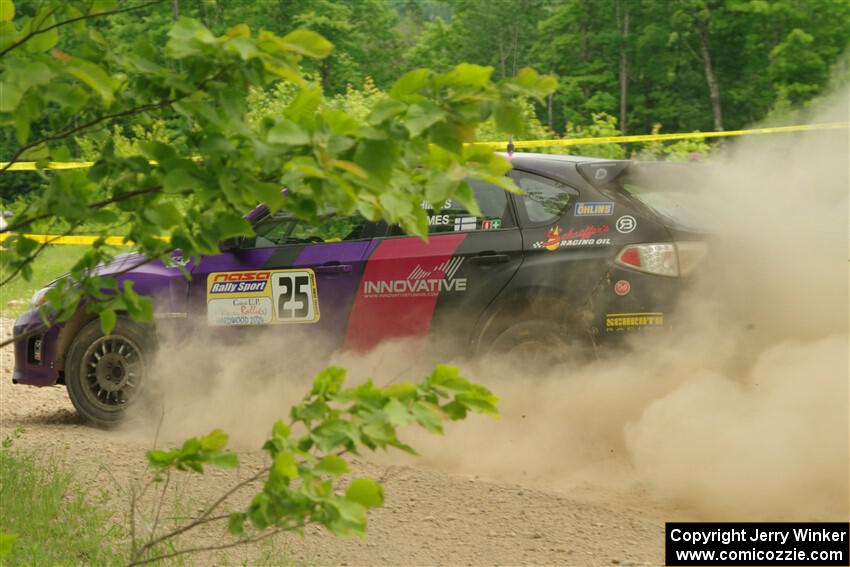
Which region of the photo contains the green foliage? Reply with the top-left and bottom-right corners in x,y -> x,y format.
131,365 -> 498,562
0,1 -> 556,337
563,113 -> 626,159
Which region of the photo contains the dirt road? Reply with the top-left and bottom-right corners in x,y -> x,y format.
0,318 -> 688,566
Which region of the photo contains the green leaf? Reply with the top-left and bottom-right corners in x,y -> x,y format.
354,139 -> 396,184
246,181 -> 284,210
439,63 -> 493,88
411,401 -> 443,434
315,454 -> 349,476
382,383 -> 417,399
383,398 -> 413,427
345,478 -> 383,509
280,29 -> 333,58
26,13 -> 58,52
272,420 -> 290,439
285,86 -> 322,121
404,102 -> 445,137
146,449 -> 177,468
268,120 -> 310,145
66,59 -> 114,105
0,0 -> 14,23
272,452 -> 298,480
166,17 -> 216,58
145,202 -> 183,229
311,366 -> 346,397
99,309 -> 116,335
368,98 -> 407,125
163,169 -> 198,193
328,498 -> 366,535
200,429 -> 228,451
390,68 -> 430,98
228,513 -> 246,537
206,452 -> 239,469
493,100 -> 523,134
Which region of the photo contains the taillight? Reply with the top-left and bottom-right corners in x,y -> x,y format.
615,241 -> 708,277
615,243 -> 679,277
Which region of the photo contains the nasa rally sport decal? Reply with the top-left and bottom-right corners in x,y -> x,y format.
206,269 -> 320,326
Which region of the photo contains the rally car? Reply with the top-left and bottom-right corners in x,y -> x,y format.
11,153 -> 706,425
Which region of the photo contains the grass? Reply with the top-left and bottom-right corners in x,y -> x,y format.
0,245 -> 89,318
0,443 -> 126,565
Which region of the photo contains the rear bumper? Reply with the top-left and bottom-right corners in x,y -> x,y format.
12,309 -> 61,387
591,266 -> 687,343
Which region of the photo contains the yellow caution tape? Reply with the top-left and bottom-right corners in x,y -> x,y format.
0,122 -> 846,171
0,233 -> 167,246
472,121 -> 850,149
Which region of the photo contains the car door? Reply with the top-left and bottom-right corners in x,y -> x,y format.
343,180 -> 524,355
187,212 -> 377,352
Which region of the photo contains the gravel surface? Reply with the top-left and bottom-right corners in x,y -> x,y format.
0,318 -> 681,566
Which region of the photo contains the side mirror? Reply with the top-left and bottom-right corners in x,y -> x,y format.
219,237 -> 242,252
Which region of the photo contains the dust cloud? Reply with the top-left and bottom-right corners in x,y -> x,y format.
134,88 -> 849,522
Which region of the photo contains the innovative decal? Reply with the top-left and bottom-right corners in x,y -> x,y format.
574,202 -> 614,216
206,269 -> 320,326
363,257 -> 466,298
532,225 -> 611,250
345,233 -> 466,351
606,312 -> 663,331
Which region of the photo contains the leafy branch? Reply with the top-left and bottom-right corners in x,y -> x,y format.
0,1 -> 164,59
126,365 -> 499,566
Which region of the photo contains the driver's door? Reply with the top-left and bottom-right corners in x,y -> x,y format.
187,212 -> 377,351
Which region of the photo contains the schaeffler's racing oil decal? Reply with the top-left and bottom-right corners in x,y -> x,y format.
344,233 -> 466,351
206,269 -> 320,326
605,312 -> 663,332
532,224 -> 611,250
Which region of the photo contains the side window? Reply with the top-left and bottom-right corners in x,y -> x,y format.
419,179 -> 514,235
513,171 -> 577,225
244,213 -> 368,248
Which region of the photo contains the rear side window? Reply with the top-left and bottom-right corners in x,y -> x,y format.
421,179 -> 514,234
245,213 -> 368,248
512,171 -> 577,225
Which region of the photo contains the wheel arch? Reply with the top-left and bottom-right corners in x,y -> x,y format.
472,286 -> 592,355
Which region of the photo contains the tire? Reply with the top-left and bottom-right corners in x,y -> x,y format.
65,317 -> 155,426
487,320 -> 591,369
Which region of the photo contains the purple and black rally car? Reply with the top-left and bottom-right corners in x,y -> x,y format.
12,153 -> 706,425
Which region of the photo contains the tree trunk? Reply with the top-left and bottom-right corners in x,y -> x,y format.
171,0 -> 179,21
547,92 -> 553,130
618,0 -> 630,134
197,0 -> 208,26
698,25 -> 723,131
498,32 -> 507,79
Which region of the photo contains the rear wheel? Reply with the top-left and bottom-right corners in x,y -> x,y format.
488,320 -> 591,369
65,317 -> 154,426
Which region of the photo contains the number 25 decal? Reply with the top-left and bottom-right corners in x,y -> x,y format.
271,270 -> 320,323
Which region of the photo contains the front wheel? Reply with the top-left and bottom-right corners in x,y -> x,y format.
65,317 -> 155,426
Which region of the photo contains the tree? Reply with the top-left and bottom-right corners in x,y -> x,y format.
0,0 -> 555,347
0,1 -> 555,559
